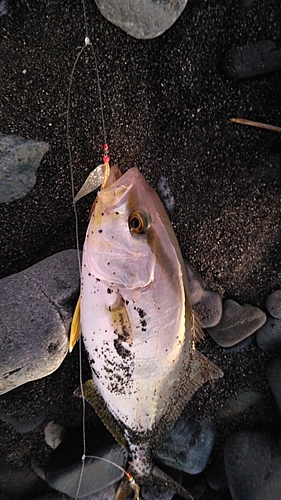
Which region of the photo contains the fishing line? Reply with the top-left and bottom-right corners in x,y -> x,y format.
66,1 -> 134,499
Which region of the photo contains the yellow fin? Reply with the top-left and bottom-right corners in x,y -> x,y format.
69,296 -> 81,352
110,294 -> 132,346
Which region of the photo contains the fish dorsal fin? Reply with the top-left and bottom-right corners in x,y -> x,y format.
69,296 -> 81,352
75,379 -> 127,450
191,310 -> 204,344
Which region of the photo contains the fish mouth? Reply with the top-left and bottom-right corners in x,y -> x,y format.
98,182 -> 132,212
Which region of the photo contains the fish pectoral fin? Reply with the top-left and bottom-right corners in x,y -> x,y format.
69,296 -> 81,353
151,465 -> 194,500
74,379 -> 127,450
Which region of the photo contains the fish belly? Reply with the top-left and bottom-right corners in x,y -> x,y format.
80,262 -> 189,434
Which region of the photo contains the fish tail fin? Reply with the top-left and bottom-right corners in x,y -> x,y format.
151,465 -> 194,500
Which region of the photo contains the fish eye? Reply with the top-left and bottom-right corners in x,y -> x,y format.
128,210 -> 151,234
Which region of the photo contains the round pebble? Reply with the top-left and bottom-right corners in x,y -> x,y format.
156,415 -> 216,475
224,40 -> 281,79
266,290 -> 281,319
207,299 -> 266,348
224,431 -> 281,500
256,317 -> 281,353
157,175 -> 175,210
0,250 -> 80,395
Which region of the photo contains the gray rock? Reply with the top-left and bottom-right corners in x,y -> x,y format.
0,0 -> 8,17
224,431 -> 281,500
217,390 -> 262,418
157,176 -> 175,210
207,299 -> 266,348
221,335 -> 253,353
256,317 -> 281,353
266,290 -> 281,319
185,261 -> 222,328
266,357 -> 281,414
32,494 -> 66,500
0,250 -> 80,395
94,0 -> 188,39
45,428 -> 127,497
156,414 -> 216,475
224,40 -> 281,79
0,133 -> 49,203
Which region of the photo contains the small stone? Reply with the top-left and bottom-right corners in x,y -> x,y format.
0,0 -> 8,17
207,299 -> 266,348
157,176 -> 175,210
224,40 -> 281,79
94,0 -> 188,39
256,317 -> 281,353
0,463 -> 43,498
266,357 -> 281,415
0,250 -> 80,395
266,290 -> 281,319
224,431 -> 281,500
156,414 -> 216,475
217,390 -> 262,418
45,427 -> 128,497
0,133 -> 49,203
185,261 -> 223,328
44,422 -> 66,450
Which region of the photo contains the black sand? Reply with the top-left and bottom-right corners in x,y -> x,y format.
0,1 -> 281,499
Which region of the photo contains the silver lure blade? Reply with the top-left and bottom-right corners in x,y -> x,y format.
74,164 -> 106,202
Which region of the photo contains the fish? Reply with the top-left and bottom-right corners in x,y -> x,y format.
70,165 -> 222,499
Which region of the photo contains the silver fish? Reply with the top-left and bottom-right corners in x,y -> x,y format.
70,165 -> 222,499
